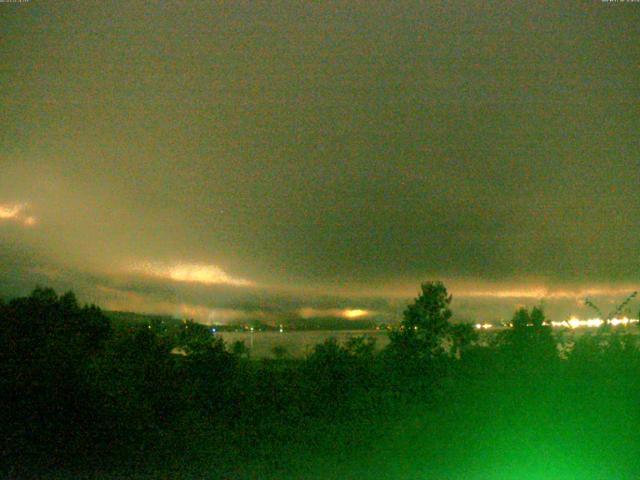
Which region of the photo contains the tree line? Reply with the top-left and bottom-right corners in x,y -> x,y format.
1,282 -> 639,477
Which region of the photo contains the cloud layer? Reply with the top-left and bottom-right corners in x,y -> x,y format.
2,2 -> 639,323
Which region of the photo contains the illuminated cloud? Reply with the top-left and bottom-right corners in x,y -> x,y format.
343,309 -> 369,319
130,262 -> 254,287
0,203 -> 23,219
94,285 -> 270,324
456,286 -> 640,300
298,307 -> 372,319
0,202 -> 36,227
96,285 -> 215,321
176,305 -> 269,324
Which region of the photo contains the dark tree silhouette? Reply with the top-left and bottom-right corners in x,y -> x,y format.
387,281 -> 454,363
271,344 -> 290,360
0,287 -> 111,465
4,282 -> 640,479
231,340 -> 250,358
449,322 -> 478,358
495,306 -> 557,370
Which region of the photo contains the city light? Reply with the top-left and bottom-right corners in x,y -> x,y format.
474,323 -> 494,330
473,317 -> 639,330
550,317 -> 638,329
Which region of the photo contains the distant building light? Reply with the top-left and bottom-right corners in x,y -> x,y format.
474,323 -> 493,330
550,316 -> 639,329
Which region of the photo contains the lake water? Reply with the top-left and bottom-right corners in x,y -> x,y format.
215,326 -> 627,359
216,330 -> 390,358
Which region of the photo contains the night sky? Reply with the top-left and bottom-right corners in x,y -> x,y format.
2,1 -> 639,323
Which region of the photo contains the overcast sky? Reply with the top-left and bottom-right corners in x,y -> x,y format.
2,1 -> 639,323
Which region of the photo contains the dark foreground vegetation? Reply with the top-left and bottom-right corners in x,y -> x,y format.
2,283 -> 640,479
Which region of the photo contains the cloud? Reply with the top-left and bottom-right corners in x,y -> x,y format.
298,307 -> 372,319
455,286 -> 640,300
2,1 -> 640,315
0,202 -> 36,227
0,203 -> 23,219
129,262 -> 254,287
92,284 -> 359,324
